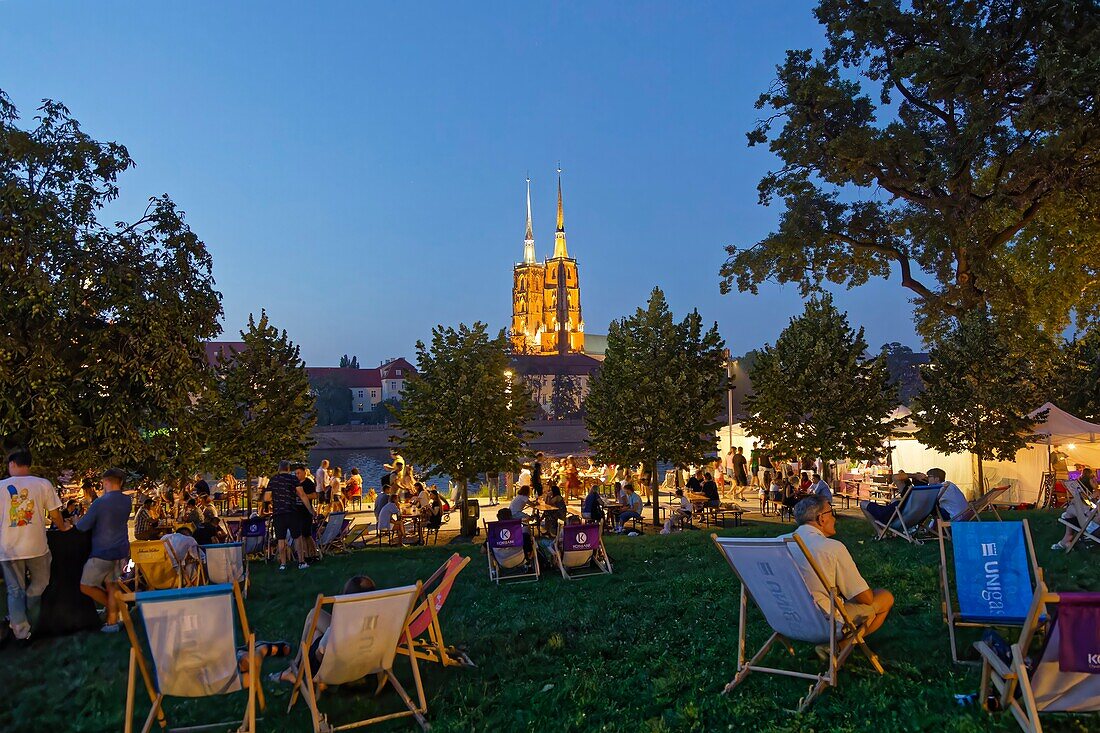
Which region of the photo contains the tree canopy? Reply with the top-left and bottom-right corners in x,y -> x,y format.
721,1 -> 1100,340
912,308 -> 1044,489
201,311 -> 316,486
742,295 -> 896,465
585,288 -> 726,524
394,322 -> 534,531
1049,330 -> 1100,423
0,91 -> 222,477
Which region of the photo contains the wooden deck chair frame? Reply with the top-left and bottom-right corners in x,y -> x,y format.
955,485 -> 1010,522
484,519 -> 540,584
1057,482 -> 1100,552
317,512 -> 352,558
287,583 -> 428,732
551,524 -> 613,580
937,519 -> 1041,664
864,484 -> 945,544
131,539 -> 205,592
397,553 -> 474,667
712,533 -> 885,713
118,580 -> 262,733
974,582 -> 1071,733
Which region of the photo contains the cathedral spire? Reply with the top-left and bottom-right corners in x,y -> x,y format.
523,176 -> 536,264
553,166 -> 568,259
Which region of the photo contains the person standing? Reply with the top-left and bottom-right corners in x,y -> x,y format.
733,447 -> 749,499
532,452 -> 544,498
264,461 -> 307,571
0,450 -> 69,640
315,459 -> 330,506
749,442 -> 761,488
76,467 -> 132,632
294,464 -> 319,566
723,447 -> 737,486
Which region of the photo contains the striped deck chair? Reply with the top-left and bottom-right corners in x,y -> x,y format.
205,542 -> 249,597
1057,480 -> 1100,552
861,483 -> 945,544
397,553 -> 474,667
131,539 -> 203,591
937,520 -> 1041,664
288,583 -> 428,732
552,523 -> 613,580
712,534 -> 885,712
485,519 -> 539,584
118,581 -> 260,733
977,585 -> 1100,732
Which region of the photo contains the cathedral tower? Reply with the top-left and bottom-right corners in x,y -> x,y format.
511,177 -> 545,353
541,169 -> 584,354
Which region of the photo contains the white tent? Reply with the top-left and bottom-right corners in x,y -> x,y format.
1028,402 -> 1100,443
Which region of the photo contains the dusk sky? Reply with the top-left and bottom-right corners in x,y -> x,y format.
1,2 -> 921,366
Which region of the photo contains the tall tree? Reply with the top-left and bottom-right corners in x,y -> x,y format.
743,295 -> 896,470
394,323 -> 535,535
912,308 -> 1044,491
548,373 -> 582,420
312,378 -> 352,426
1050,330 -> 1100,422
0,91 -> 222,477
585,288 -> 726,525
201,311 -> 316,504
720,1 -> 1100,340
339,354 -> 360,369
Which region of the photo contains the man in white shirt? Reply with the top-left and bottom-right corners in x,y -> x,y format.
315,460 -> 329,504
0,450 -> 70,640
787,495 -> 893,636
926,467 -> 968,521
161,526 -> 204,584
509,485 -> 535,519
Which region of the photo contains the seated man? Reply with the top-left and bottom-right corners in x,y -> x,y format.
614,483 -> 644,534
133,498 -> 162,541
377,489 -> 406,545
810,473 -> 832,502
661,488 -> 693,533
701,472 -> 720,508
1052,473 -> 1100,551
161,526 -> 205,584
542,486 -> 567,536
787,495 -> 893,640
538,514 -> 583,564
926,467 -> 966,521
271,575 -> 377,687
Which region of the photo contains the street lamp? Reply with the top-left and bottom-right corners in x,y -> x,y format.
724,349 -> 737,450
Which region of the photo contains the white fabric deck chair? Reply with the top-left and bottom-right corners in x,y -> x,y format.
119,581 -> 259,733
317,512 -> 351,557
397,553 -> 474,667
1057,480 -> 1100,552
205,542 -> 249,596
976,585 -> 1100,732
952,485 -> 1010,522
287,583 -> 428,732
485,519 -> 539,584
551,523 -> 612,580
861,483 -> 945,544
937,519 -> 1041,664
711,534 -> 885,712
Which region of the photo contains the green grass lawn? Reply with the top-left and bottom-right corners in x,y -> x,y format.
2,511 -> 1097,732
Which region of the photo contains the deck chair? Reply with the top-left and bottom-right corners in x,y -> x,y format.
712,534 -> 885,712
119,581 -> 260,733
977,585 -> 1100,732
397,553 -> 474,667
240,517 -> 269,560
131,539 -> 203,591
205,542 -> 249,596
552,523 -> 613,580
485,518 -> 539,584
952,485 -> 1010,522
861,483 -> 945,544
1057,480 -> 1100,552
938,520 -> 1041,664
317,512 -> 351,557
287,583 -> 428,732
343,523 -> 369,549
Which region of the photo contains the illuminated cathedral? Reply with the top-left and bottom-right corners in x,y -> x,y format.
511,170 -> 585,355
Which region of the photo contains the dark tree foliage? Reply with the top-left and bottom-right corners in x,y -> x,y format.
548,373 -> 583,420
585,288 -> 726,525
313,378 -> 352,426
880,342 -> 929,406
743,295 -> 896,463
0,91 -> 222,477
1050,330 -> 1100,422
721,1 -> 1100,340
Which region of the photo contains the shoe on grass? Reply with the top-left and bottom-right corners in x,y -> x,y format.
298,562 -> 309,570
1051,542 -> 1068,551
278,564 -> 287,571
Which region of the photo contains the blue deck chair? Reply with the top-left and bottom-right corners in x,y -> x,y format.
861,483 -> 945,544
937,519 -> 1041,664
118,581 -> 260,733
976,585 -> 1100,732
485,519 -> 539,584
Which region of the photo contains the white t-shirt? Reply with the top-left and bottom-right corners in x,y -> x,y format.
509,494 -> 531,517
378,502 -> 401,530
0,475 -> 61,561
786,524 -> 870,617
315,467 -> 328,490
938,481 -> 968,520
517,469 -> 532,488
678,496 -> 692,514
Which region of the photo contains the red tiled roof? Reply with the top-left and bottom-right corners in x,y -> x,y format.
307,367 -> 382,388
380,357 -> 416,380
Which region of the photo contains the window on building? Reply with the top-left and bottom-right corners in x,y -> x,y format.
390,381 -> 396,390
357,402 -> 364,411
396,369 -> 402,376
357,390 -> 364,398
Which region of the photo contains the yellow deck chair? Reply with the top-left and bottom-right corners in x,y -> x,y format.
131,539 -> 203,591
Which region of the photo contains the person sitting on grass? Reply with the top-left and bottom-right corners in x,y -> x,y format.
786,495 -> 894,645
538,514 -> 583,566
270,575 -> 377,687
161,526 -> 204,584
614,483 -> 644,534
1051,468 -> 1100,551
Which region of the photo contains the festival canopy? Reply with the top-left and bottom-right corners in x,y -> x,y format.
1028,402 -> 1100,444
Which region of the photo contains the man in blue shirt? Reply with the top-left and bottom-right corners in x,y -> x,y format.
76,467 -> 132,632
811,473 -> 832,501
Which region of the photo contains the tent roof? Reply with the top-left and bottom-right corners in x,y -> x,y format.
1028,402 -> 1100,443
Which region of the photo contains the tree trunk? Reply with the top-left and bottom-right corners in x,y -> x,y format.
975,455 -> 984,496
245,468 -> 252,514
459,478 -> 473,537
650,461 -> 661,526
